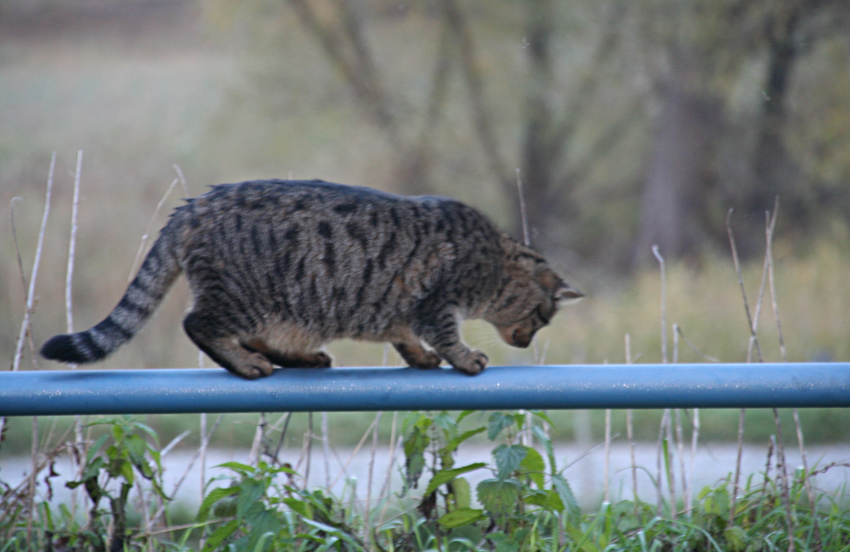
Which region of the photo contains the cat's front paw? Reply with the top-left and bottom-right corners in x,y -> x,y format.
453,351 -> 488,376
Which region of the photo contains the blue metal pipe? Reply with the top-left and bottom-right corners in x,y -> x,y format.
1,363 -> 849,417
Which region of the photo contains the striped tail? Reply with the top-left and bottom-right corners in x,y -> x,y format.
40,234 -> 181,364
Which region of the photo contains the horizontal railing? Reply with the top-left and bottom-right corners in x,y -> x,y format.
1,363 -> 848,416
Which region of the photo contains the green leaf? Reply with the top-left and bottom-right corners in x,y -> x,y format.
197,486 -> 240,522
118,459 -> 135,486
202,519 -> 239,552
445,427 -> 486,454
520,447 -> 546,489
532,426 -> 557,475
552,474 -> 580,525
425,463 -> 487,496
530,410 -> 555,427
477,479 -> 521,516
433,411 -> 457,433
438,507 -> 485,529
524,488 -> 564,512
487,412 -> 515,440
723,526 -> 748,552
283,497 -> 313,518
451,477 -> 472,509
493,444 -> 527,480
237,479 -> 267,519
216,461 -> 256,475
86,435 -> 109,465
456,410 -> 476,424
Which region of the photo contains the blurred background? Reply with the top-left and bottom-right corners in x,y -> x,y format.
2,0 -> 850,444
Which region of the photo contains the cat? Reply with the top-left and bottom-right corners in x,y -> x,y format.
40,179 -> 583,378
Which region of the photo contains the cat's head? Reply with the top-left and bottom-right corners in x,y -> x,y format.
484,245 -> 583,349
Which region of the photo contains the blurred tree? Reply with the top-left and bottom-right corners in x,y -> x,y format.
210,0 -> 850,270
281,0 -> 645,262
635,0 -> 850,263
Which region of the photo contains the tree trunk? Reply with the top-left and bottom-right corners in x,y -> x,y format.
634,79 -> 720,265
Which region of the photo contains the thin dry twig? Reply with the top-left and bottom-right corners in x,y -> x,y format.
727,207 -> 794,550
66,150 -> 87,522
675,325 -> 719,362
603,407 -> 611,504
365,411 -> 382,546
12,153 -> 56,372
625,334 -> 638,508
322,412 -> 331,489
330,416 -> 380,489
726,209 -> 763,363
128,178 -> 181,282
764,200 -> 817,545
672,325 -> 689,513
651,245 -> 667,364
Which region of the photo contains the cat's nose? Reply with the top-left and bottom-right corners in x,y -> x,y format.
511,329 -> 532,348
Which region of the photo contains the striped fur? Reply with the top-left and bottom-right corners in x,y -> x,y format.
40,180 -> 582,378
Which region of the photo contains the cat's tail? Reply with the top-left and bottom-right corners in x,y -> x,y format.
40,231 -> 182,364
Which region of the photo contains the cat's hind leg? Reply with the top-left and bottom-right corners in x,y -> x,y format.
183,312 -> 275,379
243,337 -> 332,368
391,329 -> 442,369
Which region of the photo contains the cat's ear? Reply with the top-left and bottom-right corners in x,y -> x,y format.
554,281 -> 584,304
536,268 -> 584,303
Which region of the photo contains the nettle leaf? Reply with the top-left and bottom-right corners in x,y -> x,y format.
723,526 -> 748,552
532,425 -> 557,475
524,488 -> 564,512
201,519 -> 239,552
216,461 -> 256,476
424,463 -> 487,496
520,447 -> 546,489
237,479 -> 267,519
433,411 -> 457,434
477,479 -> 521,516
86,435 -> 109,465
283,497 -> 312,518
552,475 -> 580,525
438,507 -> 485,529
487,412 -> 516,441
529,410 -> 555,427
405,453 -> 426,492
493,444 -> 528,480
197,486 -> 240,522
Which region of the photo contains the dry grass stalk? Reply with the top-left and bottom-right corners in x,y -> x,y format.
65,150 -> 88,523
603,406 -> 611,504
764,200 -> 819,547
727,207 -> 795,550
128,177 -> 181,282
651,245 -> 667,364
12,153 -> 55,373
672,325 -> 689,512
625,334 -> 638,509
248,413 -> 268,466
8,155 -> 56,540
322,412 -> 332,488
301,413 -> 314,491
365,411 -> 382,546
330,416 -> 380,489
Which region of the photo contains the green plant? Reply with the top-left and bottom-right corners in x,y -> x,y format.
196,460 -> 366,551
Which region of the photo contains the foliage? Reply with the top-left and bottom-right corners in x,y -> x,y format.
6,412 -> 849,551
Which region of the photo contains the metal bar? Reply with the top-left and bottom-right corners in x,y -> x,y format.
1,363 -> 849,417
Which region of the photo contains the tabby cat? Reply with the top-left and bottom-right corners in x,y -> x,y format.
41,180 -> 582,378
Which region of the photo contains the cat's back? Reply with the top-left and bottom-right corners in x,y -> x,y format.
170,180 -> 505,330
